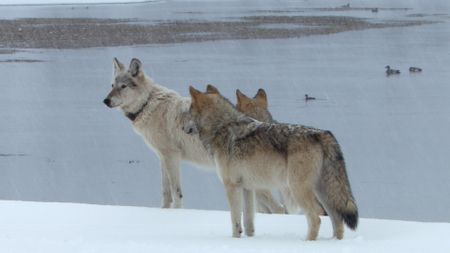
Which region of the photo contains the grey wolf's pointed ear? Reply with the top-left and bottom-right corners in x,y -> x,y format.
113,57 -> 125,76
129,58 -> 143,77
206,84 -> 220,94
189,86 -> 202,101
236,89 -> 248,103
255,88 -> 268,108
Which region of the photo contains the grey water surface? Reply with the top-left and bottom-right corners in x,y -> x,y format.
1,0 -> 449,222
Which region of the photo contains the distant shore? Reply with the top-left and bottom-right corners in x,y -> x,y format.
0,15 -> 432,49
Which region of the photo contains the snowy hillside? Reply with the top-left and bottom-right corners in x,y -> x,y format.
1,201 -> 449,253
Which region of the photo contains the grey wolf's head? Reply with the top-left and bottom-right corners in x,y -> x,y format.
103,58 -> 151,109
183,84 -> 239,136
236,88 -> 273,122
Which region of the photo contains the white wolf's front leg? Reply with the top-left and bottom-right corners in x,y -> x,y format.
160,155 -> 183,208
243,189 -> 255,237
161,168 -> 172,208
224,182 -> 243,238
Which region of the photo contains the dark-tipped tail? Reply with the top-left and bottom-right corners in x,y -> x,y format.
318,131 -> 359,230
340,209 -> 358,230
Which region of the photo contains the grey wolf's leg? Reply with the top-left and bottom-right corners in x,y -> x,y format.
224,183 -> 243,238
243,189 -> 255,236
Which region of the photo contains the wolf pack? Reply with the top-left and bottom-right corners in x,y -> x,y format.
104,58 -> 358,240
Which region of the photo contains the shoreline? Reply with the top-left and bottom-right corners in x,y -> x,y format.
0,16 -> 434,49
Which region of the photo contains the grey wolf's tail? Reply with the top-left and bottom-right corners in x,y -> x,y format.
318,131 -> 358,230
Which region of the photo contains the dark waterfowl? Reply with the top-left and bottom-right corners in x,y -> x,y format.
371,8 -> 378,13
409,67 -> 422,72
305,94 -> 316,101
385,65 -> 400,75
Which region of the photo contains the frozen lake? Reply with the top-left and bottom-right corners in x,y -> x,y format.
1,0 -> 449,222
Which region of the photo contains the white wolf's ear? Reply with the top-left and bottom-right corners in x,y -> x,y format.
113,57 -> 125,76
129,58 -> 143,77
254,88 -> 268,108
206,84 -> 220,94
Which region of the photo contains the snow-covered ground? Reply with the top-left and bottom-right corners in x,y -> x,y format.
1,200 -> 449,253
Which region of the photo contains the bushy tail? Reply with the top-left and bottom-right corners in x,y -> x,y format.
318,131 -> 358,230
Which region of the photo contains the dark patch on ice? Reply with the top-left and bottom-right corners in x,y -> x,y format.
0,59 -> 43,63
0,153 -> 28,157
251,7 -> 411,14
0,49 -> 17,54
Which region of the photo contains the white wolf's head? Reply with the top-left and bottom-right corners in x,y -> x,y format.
103,58 -> 151,109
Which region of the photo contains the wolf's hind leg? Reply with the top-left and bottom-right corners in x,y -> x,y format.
243,189 -> 255,236
161,155 -> 183,208
255,190 -> 285,214
290,184 -> 322,240
257,202 -> 270,213
224,182 -> 243,238
315,182 -> 344,239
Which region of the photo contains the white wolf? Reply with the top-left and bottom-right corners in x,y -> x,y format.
103,58 -> 284,212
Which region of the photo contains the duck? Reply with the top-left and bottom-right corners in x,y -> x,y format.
385,65 -> 400,75
409,67 -> 422,72
371,8 -> 378,13
305,94 -> 316,101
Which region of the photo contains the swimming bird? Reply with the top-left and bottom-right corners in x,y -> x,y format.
305,94 -> 316,101
385,65 -> 400,75
371,8 -> 378,13
409,67 -> 422,72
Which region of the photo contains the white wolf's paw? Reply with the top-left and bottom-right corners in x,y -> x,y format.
232,223 -> 242,238
272,206 -> 287,214
171,201 -> 183,209
161,200 -> 172,208
245,228 -> 255,237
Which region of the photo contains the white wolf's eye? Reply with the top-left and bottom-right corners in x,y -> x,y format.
121,85 -> 126,89
111,84 -> 114,88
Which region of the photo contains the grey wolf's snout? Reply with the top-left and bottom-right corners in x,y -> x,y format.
103,98 -> 112,107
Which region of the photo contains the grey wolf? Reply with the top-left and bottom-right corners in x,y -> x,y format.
184,85 -> 358,240
103,58 -> 283,212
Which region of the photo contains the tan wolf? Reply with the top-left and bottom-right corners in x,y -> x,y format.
183,85 -> 358,240
103,58 -> 283,213
235,88 -> 327,216
235,88 -> 273,123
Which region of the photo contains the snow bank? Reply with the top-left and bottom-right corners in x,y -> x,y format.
0,200 -> 449,253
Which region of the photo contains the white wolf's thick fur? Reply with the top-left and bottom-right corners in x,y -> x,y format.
131,84 -> 212,208
104,58 -> 283,211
